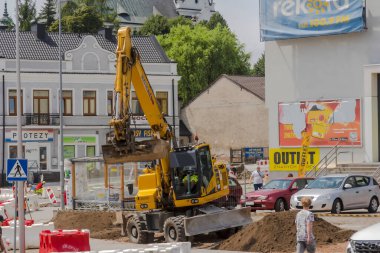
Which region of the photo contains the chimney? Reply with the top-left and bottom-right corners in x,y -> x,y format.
98,27 -> 114,41
31,23 -> 46,40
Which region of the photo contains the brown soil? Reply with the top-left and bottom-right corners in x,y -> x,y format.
217,211 -> 354,253
52,210 -> 124,240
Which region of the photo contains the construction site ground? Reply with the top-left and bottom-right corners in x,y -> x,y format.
28,204 -> 380,253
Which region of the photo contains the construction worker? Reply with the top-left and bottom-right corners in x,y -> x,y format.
182,173 -> 198,194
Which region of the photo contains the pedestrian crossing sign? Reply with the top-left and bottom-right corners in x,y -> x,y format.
7,159 -> 28,181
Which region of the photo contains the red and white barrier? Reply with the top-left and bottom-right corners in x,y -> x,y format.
45,188 -> 59,206
2,222 -> 55,250
39,229 -> 90,253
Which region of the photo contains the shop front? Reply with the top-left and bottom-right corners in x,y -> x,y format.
5,129 -> 53,171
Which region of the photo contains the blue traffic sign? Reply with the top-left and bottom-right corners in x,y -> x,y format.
7,159 -> 28,181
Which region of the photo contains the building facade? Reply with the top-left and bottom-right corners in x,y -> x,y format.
0,24 -> 180,178
265,0 -> 379,170
181,75 -> 268,159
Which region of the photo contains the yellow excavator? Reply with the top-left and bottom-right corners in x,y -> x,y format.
102,27 -> 251,243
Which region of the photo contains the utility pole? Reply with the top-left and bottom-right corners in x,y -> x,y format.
15,0 -> 26,251
58,0 -> 65,210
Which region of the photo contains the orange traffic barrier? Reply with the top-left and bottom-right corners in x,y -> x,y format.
39,229 -> 90,253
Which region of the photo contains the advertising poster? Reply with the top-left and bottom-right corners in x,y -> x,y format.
260,0 -> 365,41
269,148 -> 320,171
279,99 -> 361,147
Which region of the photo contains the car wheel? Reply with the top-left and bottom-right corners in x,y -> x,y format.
275,198 -> 286,212
331,199 -> 343,214
368,197 -> 379,213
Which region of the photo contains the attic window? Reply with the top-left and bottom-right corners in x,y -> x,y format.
119,13 -> 131,21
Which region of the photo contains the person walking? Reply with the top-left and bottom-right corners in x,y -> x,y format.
0,215 -> 7,252
295,197 -> 316,253
250,166 -> 264,190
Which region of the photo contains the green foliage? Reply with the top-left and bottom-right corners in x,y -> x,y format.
49,5 -> 102,33
49,0 -> 117,33
158,24 -> 252,104
169,16 -> 193,28
207,12 -> 228,30
139,15 -> 170,36
253,54 -> 265,77
19,0 -> 37,31
39,0 -> 56,27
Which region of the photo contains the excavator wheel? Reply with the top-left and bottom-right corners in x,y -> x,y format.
126,216 -> 150,244
163,216 -> 187,243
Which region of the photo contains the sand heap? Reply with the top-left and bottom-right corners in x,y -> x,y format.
217,211 -> 354,253
53,210 -> 122,240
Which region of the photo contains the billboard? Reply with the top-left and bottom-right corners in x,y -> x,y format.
279,99 -> 361,146
260,0 -> 366,41
269,148 -> 320,171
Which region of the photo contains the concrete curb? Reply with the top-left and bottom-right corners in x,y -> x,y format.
316,213 -> 380,217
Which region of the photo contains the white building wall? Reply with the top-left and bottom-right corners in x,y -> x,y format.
266,0 -> 380,163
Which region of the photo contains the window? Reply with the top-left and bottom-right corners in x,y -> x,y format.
64,145 -> 75,159
355,176 -> 370,187
107,91 -> 113,116
131,91 -> 143,115
33,90 -> 49,114
86,146 -> 96,157
63,90 -> 73,116
83,91 -> 96,115
345,176 -> 357,188
8,89 -> 23,116
156,91 -> 168,115
9,145 -> 25,158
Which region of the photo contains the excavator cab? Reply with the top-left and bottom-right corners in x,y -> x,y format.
170,145 -> 214,200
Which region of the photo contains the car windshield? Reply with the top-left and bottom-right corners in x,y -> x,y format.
262,179 -> 292,189
306,177 -> 345,189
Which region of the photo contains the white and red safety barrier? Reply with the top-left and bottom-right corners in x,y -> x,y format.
45,188 -> 59,206
39,229 -> 90,253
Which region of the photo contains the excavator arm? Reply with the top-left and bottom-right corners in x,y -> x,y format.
102,27 -> 171,164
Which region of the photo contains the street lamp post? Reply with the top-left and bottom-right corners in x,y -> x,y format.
58,0 -> 65,210
15,0 -> 26,252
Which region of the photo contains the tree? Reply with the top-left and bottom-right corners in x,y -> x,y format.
139,15 -> 170,36
207,12 -> 228,30
253,54 -> 265,77
39,0 -> 56,27
19,0 -> 37,31
50,5 -> 103,33
158,24 -> 252,104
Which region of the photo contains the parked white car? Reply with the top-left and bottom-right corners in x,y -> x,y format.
290,174 -> 380,214
347,222 -> 380,253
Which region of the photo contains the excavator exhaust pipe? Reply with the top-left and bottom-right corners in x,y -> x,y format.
102,139 -> 170,164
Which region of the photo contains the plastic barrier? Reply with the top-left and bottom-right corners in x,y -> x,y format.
26,194 -> 40,211
46,188 -> 59,205
2,222 -> 55,250
39,229 -> 90,253
0,189 -> 14,201
3,218 -> 34,226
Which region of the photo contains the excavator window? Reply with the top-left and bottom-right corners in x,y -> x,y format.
197,147 -> 213,190
170,150 -> 201,199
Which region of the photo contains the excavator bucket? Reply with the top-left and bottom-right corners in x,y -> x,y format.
102,139 -> 170,164
184,207 -> 252,236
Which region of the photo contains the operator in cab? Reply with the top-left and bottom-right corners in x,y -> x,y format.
182,167 -> 199,194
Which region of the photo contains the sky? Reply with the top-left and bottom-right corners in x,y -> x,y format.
2,0 -> 264,64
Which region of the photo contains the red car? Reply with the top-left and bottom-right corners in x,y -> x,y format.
213,177 -> 243,209
241,177 -> 314,212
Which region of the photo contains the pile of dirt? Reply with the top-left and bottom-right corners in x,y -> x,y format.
217,211 -> 354,253
52,210 -> 123,240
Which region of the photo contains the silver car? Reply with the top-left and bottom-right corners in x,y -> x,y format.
290,174 -> 380,214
